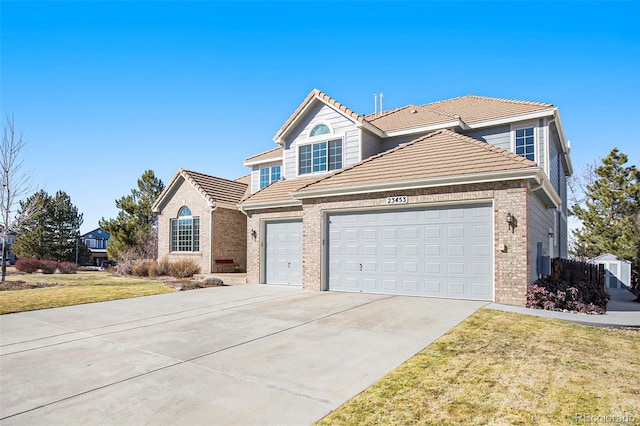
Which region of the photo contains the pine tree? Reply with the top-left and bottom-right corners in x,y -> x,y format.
99,170 -> 164,259
11,191 -> 51,259
570,148 -> 640,268
48,190 -> 84,261
12,190 -> 84,261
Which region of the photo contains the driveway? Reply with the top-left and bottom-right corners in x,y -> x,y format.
1,285 -> 485,425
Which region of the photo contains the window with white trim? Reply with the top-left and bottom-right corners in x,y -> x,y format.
259,165 -> 281,189
170,206 -> 199,252
299,139 -> 342,175
515,127 -> 535,161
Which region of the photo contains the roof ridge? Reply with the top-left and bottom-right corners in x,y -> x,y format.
424,94 -> 553,108
244,146 -> 282,162
182,169 -> 248,187
363,104 -> 413,121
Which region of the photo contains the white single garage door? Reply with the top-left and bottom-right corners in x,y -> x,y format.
327,204 -> 493,300
265,221 -> 302,285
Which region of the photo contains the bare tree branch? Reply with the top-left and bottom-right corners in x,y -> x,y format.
1,114 -> 40,280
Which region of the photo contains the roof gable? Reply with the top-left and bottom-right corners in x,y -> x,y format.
273,89 -> 382,143
153,169 -> 248,212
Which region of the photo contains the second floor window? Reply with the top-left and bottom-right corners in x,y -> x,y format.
515,127 -> 535,161
299,139 -> 342,175
259,165 -> 281,189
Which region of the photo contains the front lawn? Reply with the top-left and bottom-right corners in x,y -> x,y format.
0,270 -> 175,314
317,308 -> 639,425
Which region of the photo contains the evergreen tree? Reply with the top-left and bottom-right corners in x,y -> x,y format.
99,170 -> 164,259
48,190 -> 84,261
570,148 -> 640,268
12,190 -> 84,261
11,190 -> 51,259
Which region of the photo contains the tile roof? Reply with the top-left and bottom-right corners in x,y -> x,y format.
294,129 -> 537,193
153,168 -> 248,211
240,175 -> 322,206
244,147 -> 282,164
423,95 -> 554,124
234,173 -> 252,200
364,105 -> 460,132
273,89 -> 378,142
362,95 -> 554,132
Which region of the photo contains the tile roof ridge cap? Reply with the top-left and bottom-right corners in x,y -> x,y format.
423,94 -> 469,106
364,104 -> 413,120
295,131 -> 443,192
418,105 -> 460,119
183,169 -> 248,187
464,94 -> 554,107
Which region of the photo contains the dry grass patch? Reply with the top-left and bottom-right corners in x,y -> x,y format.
0,271 -> 175,314
317,308 -> 639,425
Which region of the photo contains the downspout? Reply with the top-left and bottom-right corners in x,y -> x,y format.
210,203 -> 218,273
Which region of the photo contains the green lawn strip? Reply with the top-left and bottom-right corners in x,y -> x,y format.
317,308 -> 639,426
0,271 -> 175,314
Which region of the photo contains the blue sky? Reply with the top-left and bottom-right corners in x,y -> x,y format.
1,1 -> 639,233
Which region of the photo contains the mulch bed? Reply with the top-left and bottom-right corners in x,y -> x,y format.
0,281 -> 59,291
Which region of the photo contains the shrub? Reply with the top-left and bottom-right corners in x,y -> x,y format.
169,259 -> 201,278
40,260 -> 58,274
147,260 -> 159,277
15,258 -> 42,274
526,276 -> 610,314
58,262 -> 78,274
114,260 -> 133,276
131,259 -> 154,277
155,256 -> 171,276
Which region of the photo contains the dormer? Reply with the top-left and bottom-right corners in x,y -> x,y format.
243,147 -> 283,194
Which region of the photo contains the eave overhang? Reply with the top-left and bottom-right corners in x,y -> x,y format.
292,167 -> 561,209
238,199 -> 302,211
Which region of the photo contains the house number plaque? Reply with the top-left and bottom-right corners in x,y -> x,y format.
386,196 -> 408,205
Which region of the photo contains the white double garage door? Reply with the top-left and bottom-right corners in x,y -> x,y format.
265,203 -> 494,301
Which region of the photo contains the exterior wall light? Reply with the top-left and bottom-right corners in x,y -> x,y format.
250,229 -> 257,240
506,212 -> 517,232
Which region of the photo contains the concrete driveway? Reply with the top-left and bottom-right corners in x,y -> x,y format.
1,285 -> 485,425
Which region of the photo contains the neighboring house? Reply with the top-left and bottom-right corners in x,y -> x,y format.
81,228 -> 110,266
153,169 -> 249,274
239,89 -> 572,305
589,253 -> 632,289
0,226 -> 18,264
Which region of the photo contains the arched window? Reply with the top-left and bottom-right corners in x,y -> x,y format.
310,124 -> 330,137
171,206 -> 200,252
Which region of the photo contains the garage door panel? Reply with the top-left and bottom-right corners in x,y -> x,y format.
265,221 -> 302,286
327,204 -> 493,301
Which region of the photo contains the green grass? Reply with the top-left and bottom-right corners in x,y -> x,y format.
317,308 -> 640,425
0,270 -> 175,314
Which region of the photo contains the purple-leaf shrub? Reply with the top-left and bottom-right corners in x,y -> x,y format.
15,258 -> 42,274
39,260 -> 58,274
526,276 -> 610,314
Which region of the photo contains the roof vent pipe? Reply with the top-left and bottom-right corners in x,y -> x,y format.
373,93 -> 378,116
380,92 -> 384,115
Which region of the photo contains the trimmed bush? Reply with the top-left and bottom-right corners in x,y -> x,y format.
131,259 -> 154,277
526,276 -> 610,314
58,262 -> 78,274
15,258 -> 42,274
40,260 -> 58,274
155,256 -> 171,276
147,260 -> 159,277
169,259 -> 201,278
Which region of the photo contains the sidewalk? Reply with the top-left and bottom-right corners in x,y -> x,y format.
487,288 -> 640,327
